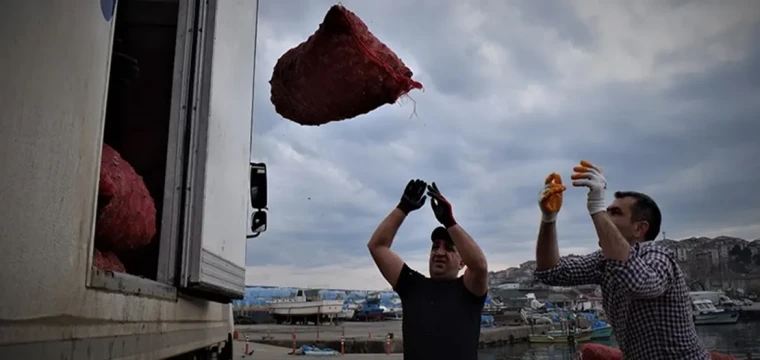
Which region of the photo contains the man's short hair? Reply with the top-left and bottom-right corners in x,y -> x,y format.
614,191 -> 662,241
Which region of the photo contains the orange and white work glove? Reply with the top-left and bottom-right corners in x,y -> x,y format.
571,160 -> 607,215
538,173 -> 566,223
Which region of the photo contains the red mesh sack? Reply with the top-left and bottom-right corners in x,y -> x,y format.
578,344 -> 622,360
710,352 -> 737,360
93,249 -> 126,273
97,144 -> 157,251
270,4 -> 423,126
578,344 -> 736,360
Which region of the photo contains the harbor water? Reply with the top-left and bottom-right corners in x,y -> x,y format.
478,322 -> 760,359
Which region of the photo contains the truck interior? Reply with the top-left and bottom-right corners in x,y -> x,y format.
97,0 -> 177,280
91,0 -> 186,297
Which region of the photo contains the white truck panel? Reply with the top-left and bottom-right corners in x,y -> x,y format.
0,1 -> 236,358
184,0 -> 258,296
199,0 -> 256,266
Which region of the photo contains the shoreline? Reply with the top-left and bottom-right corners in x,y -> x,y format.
235,322 -> 552,354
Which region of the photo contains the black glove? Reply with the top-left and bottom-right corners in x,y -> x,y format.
427,182 -> 456,228
397,179 -> 427,215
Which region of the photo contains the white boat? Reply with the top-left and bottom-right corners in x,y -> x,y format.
268,289 -> 344,324
337,309 -> 355,320
382,296 -> 403,319
690,291 -> 743,309
337,302 -> 357,320
692,299 -> 739,325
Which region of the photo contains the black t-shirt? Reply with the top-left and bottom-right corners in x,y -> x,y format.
393,263 -> 486,360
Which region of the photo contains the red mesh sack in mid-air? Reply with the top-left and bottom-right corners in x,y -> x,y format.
93,249 -> 127,273
270,4 -> 423,126
97,144 -> 157,251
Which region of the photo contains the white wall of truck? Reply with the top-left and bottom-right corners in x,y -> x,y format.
0,0 -> 260,358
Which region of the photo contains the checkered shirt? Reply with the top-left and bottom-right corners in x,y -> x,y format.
534,242 -> 711,360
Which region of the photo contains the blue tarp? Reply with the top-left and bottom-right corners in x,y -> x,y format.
578,312 -> 598,320
592,320 -> 608,329
296,345 -> 338,356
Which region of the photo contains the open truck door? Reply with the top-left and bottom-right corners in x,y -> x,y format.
179,0 -> 261,300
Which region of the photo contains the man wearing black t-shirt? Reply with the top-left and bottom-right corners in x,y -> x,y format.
367,179 -> 489,360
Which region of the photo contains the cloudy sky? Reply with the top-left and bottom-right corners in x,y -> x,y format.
245,0 -> 760,290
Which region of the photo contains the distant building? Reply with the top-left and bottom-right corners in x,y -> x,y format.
494,283 -> 520,289
694,251 -> 712,274
675,248 -> 688,261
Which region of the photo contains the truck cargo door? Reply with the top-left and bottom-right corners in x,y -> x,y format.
180,0 -> 259,300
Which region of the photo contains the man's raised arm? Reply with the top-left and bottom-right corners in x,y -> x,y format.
535,211 -> 602,287
536,173 -> 564,270
534,172 -> 602,286
367,179 -> 427,289
426,182 -> 488,296
449,226 -> 488,296
367,208 -> 407,289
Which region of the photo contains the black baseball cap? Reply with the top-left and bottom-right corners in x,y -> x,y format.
430,226 -> 453,245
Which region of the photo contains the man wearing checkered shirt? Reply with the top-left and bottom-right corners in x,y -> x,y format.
533,160 -> 710,360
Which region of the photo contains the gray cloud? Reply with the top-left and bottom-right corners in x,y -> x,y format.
246,0 -> 760,289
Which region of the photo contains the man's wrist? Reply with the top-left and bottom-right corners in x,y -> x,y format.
395,203 -> 412,215
587,200 -> 606,215
587,190 -> 606,215
443,218 -> 457,228
541,212 -> 557,223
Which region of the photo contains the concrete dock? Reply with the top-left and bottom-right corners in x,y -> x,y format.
234,341 -> 402,359
236,322 -> 551,354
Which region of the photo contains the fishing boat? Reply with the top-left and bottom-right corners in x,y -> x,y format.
355,294 -> 385,321
383,296 -> 403,320
692,299 -> 740,325
590,323 -> 613,339
546,326 -> 595,337
493,308 -> 528,326
529,330 -> 593,344
337,301 -> 357,322
268,289 -> 344,324
336,308 -> 356,321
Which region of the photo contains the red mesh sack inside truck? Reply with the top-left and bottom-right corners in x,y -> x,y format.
93,249 -> 127,273
97,144 -> 157,251
270,4 -> 423,126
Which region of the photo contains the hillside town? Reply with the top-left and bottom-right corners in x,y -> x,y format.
488,236 -> 760,297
